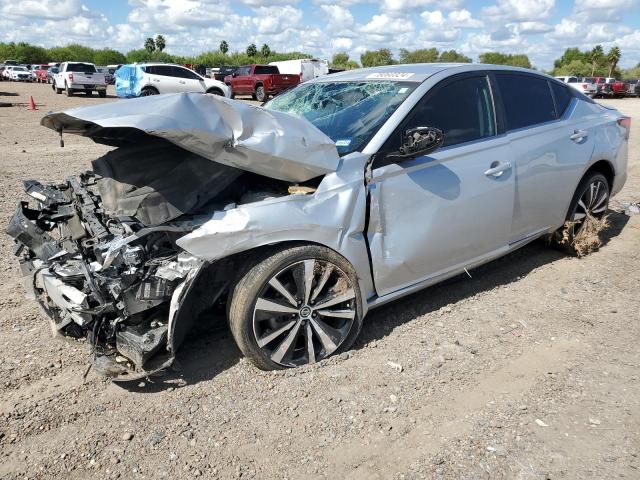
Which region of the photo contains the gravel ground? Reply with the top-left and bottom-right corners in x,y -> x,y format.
1,81 -> 639,480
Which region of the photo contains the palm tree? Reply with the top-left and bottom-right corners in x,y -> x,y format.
155,35 -> 166,52
246,43 -> 257,57
607,46 -> 621,77
260,44 -> 271,58
144,37 -> 156,53
589,45 -> 604,76
219,40 -> 229,55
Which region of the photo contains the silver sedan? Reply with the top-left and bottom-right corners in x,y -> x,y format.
8,64 -> 629,380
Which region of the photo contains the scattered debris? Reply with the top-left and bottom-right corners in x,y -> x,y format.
618,201 -> 640,215
535,419 -> 549,427
386,361 -> 403,373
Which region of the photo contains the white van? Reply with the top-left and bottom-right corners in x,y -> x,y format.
268,59 -> 328,83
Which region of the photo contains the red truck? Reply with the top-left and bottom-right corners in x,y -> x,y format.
593,77 -> 628,98
32,64 -> 50,83
224,64 -> 299,102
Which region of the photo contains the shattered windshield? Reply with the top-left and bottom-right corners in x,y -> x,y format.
265,81 -> 416,155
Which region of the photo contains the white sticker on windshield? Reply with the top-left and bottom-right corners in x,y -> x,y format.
366,72 -> 415,80
335,139 -> 352,147
398,87 -> 408,93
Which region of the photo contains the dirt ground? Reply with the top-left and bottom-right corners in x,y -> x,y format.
0,81 -> 639,480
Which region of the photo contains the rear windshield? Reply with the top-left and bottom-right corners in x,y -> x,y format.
67,63 -> 97,73
255,65 -> 279,75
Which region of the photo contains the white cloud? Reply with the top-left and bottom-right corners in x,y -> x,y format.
482,0 -> 555,23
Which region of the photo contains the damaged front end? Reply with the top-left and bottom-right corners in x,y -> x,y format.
7,92 -> 343,381
7,172 -> 211,380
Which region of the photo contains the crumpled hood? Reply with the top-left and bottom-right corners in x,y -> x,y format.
40,92 -> 341,182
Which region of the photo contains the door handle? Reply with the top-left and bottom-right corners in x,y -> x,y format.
484,161 -> 512,177
179,80 -> 186,84
570,129 -> 588,142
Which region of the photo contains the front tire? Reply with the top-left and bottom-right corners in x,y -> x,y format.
255,85 -> 267,102
140,86 -> 159,97
228,245 -> 363,370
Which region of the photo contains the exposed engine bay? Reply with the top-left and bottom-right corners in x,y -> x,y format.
7,137 -> 305,380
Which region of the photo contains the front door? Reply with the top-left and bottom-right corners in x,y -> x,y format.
368,73 -> 516,297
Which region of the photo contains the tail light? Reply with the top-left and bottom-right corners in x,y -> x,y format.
68,73 -> 73,81
582,84 -> 588,89
618,117 -> 631,140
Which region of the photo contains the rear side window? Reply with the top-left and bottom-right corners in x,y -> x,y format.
496,74 -> 556,130
550,82 -> 573,117
255,65 -> 279,74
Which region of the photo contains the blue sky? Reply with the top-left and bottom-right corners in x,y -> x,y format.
1,0 -> 639,70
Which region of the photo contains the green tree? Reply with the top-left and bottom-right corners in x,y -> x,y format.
260,43 -> 271,58
93,48 -> 126,66
360,48 -> 394,67
155,35 -> 166,52
589,45 -> 604,76
479,52 -> 531,68
438,50 -> 471,63
552,59 -> 591,77
246,43 -> 257,57
607,46 -> 621,77
553,48 -> 588,70
144,37 -> 156,53
219,40 -> 229,55
331,52 -> 349,66
399,48 -> 439,63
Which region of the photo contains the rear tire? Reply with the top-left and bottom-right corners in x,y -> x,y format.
65,83 -> 73,97
228,245 -> 363,370
549,172 -> 610,256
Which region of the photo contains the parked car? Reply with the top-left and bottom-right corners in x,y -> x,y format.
269,59 -> 329,82
32,64 -> 50,83
6,64 -> 629,380
97,67 -> 114,85
114,63 -> 230,98
46,66 -> 59,84
624,79 -> 639,97
3,59 -> 18,66
212,65 -> 237,82
7,66 -> 36,82
224,64 -> 300,101
554,76 -> 597,97
53,62 -> 107,97
593,77 -> 628,98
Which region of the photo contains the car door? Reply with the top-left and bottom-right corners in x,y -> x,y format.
235,67 -> 252,94
147,65 -> 174,92
173,66 -> 206,92
368,72 -> 515,296
493,73 -> 595,244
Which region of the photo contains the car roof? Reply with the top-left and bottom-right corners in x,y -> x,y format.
311,63 -> 552,84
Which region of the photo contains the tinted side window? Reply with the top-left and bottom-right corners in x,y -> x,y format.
550,82 -> 572,117
152,66 -> 173,77
255,65 -> 279,74
398,75 -> 496,148
496,74 -> 556,130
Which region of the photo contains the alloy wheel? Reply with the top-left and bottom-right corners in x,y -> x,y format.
252,259 -> 357,367
569,178 -> 609,235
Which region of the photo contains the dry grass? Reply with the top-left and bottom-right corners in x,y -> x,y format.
555,214 -> 610,257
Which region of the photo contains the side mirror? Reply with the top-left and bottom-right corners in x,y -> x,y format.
388,126 -> 444,160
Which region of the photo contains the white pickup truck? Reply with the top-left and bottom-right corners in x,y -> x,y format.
53,62 -> 107,97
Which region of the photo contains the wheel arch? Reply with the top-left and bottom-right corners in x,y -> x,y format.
206,87 -> 224,96
584,159 -> 615,190
168,239 -> 369,356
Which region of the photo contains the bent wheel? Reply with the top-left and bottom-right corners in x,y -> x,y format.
229,245 -> 363,370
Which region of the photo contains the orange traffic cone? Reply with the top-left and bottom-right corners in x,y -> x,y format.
28,96 -> 36,110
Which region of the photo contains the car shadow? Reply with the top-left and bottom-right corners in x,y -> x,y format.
121,209 -> 630,392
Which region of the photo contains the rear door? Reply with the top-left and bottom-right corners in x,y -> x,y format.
494,73 -> 595,243
368,72 -> 515,296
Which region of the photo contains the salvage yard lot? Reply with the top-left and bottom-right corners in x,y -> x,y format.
0,82 -> 639,479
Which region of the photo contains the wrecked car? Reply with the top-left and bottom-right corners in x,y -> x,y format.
7,64 -> 629,380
